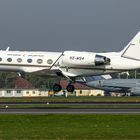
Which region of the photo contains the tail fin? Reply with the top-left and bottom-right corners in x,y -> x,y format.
121,31 -> 140,60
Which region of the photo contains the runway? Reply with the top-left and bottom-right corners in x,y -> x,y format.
0,101 -> 140,105
0,108 -> 140,114
0,102 -> 140,114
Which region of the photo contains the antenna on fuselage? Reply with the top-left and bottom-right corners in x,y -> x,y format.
6,46 -> 10,51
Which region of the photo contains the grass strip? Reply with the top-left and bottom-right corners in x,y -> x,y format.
0,114 -> 140,140
0,96 -> 140,102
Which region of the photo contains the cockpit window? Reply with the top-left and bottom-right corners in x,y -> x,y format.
85,76 -> 104,82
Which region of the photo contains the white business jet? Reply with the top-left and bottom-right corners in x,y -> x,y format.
0,32 -> 140,92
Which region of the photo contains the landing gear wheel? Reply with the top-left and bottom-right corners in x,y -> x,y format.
66,84 -> 75,92
53,84 -> 62,92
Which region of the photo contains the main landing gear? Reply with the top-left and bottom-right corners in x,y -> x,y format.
66,84 -> 75,92
53,84 -> 75,92
53,84 -> 62,92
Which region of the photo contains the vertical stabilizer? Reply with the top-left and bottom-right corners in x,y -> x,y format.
122,32 -> 140,60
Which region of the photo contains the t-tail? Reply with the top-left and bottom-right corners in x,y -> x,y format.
121,31 -> 140,61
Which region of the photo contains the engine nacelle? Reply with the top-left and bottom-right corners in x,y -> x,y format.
95,54 -> 110,66
60,51 -> 110,67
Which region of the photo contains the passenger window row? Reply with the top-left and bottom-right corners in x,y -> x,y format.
0,57 -> 53,64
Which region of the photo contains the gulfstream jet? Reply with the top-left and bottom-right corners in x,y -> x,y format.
0,32 -> 140,92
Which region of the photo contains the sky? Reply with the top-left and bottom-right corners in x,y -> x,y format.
0,0 -> 140,52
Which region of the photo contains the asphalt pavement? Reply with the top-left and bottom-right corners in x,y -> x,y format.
0,102 -> 140,114
0,108 -> 140,114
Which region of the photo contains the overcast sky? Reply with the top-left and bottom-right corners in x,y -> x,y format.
0,0 -> 140,52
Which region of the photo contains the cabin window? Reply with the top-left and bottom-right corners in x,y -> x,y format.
7,58 -> 12,62
47,59 -> 53,64
17,58 -> 22,63
80,90 -> 82,94
7,90 -> 11,93
37,59 -> 43,64
0,57 -> 2,61
17,90 -> 21,93
27,59 -> 32,63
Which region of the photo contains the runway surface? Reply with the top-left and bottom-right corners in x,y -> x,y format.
0,108 -> 140,114
0,102 -> 140,105
0,102 -> 140,114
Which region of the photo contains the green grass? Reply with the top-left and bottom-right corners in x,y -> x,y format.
0,114 -> 140,140
0,96 -> 140,102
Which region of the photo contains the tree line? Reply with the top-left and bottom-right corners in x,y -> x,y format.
0,70 -> 139,89
0,72 -> 60,89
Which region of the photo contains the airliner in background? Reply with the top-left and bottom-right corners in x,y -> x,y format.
0,32 -> 140,92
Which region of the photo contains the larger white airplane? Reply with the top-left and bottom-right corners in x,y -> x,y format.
0,32 -> 140,92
